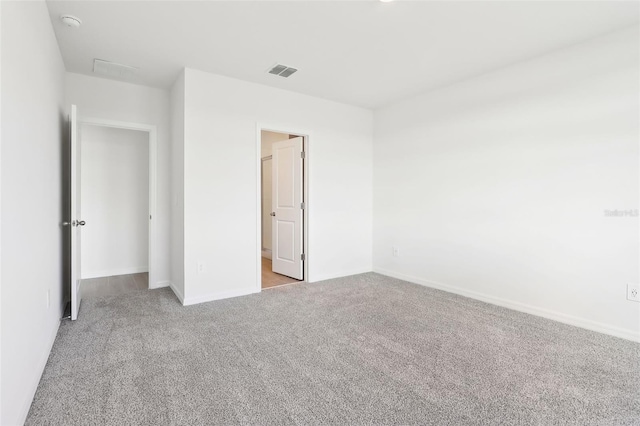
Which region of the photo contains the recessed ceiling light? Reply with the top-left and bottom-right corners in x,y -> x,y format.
60,15 -> 82,28
379,0 -> 394,3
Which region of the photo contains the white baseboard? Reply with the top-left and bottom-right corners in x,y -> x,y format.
169,281 -> 184,304
150,280 -> 170,290
183,287 -> 259,306
309,268 -> 372,283
261,249 -> 272,260
16,318 -> 60,426
82,266 -> 148,279
374,267 -> 640,343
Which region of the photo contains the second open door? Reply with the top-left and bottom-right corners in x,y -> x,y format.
271,136 -> 304,280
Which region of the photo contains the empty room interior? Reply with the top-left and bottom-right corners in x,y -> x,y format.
1,1 -> 639,425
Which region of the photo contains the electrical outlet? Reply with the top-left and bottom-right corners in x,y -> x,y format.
392,247 -> 400,257
197,262 -> 205,274
46,289 -> 50,309
628,284 -> 640,302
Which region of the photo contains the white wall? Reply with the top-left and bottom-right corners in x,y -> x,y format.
181,68 -> 373,304
65,73 -> 171,288
261,130 -> 290,255
80,125 -> 149,278
170,72 -> 185,303
1,2 -> 3,420
1,1 -> 66,424
373,26 -> 640,341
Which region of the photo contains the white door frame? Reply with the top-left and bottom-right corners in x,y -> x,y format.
79,116 -> 158,289
256,123 -> 310,292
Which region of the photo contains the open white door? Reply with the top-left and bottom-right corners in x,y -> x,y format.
69,105 -> 84,320
271,136 -> 304,280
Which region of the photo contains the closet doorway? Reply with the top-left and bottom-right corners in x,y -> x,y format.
79,123 -> 150,298
67,110 -> 157,319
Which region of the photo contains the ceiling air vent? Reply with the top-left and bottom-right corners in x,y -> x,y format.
93,59 -> 139,81
268,64 -> 298,78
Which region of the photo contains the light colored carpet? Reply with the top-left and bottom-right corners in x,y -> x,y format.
81,272 -> 148,298
26,273 -> 640,425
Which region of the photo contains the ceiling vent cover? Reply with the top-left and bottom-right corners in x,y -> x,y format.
93,59 -> 139,81
268,64 -> 298,78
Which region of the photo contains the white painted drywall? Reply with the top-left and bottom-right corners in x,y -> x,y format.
181,68 -> 373,303
373,26 -> 640,341
65,73 -> 171,288
1,1 -> 66,424
170,71 -> 185,302
80,125 -> 149,278
261,130 -> 289,255
0,1 -> 3,421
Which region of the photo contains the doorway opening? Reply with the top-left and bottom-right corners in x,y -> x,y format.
79,123 -> 150,298
67,107 -> 158,320
259,129 -> 307,290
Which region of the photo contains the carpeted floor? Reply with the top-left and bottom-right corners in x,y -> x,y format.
26,273 -> 640,425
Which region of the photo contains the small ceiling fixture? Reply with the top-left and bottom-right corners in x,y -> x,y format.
379,0 -> 395,2
60,15 -> 82,28
268,64 -> 298,78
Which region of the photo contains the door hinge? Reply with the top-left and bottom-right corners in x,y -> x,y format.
300,202 -> 305,210
150,215 -> 152,220
301,253 -> 306,261
301,151 -> 305,159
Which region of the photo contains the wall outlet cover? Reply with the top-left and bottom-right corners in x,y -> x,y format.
627,283 -> 639,302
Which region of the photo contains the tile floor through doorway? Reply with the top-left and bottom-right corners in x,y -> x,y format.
261,257 -> 301,289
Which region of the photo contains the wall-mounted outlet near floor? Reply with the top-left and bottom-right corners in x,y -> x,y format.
392,247 -> 400,257
627,284 -> 640,302
46,289 -> 50,309
197,262 -> 205,275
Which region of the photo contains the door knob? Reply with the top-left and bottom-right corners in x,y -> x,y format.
78,220 -> 86,226
72,220 -> 86,227
270,212 -> 276,217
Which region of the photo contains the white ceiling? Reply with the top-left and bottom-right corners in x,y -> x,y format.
46,1 -> 639,109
